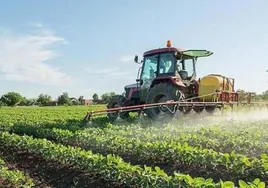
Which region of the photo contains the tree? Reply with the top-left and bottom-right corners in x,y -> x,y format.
0,92 -> 24,106
57,92 -> 71,106
25,98 -> 37,106
37,94 -> 52,106
256,89 -> 268,101
92,93 -> 99,102
78,96 -> 84,105
0,100 -> 5,107
70,97 -> 79,105
19,97 -> 36,106
78,96 -> 84,104
71,98 -> 80,105
100,92 -> 116,104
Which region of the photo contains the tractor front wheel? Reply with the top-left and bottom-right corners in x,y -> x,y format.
107,95 -> 130,122
144,82 -> 182,122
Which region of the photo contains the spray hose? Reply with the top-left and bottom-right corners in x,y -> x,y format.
156,91 -> 220,114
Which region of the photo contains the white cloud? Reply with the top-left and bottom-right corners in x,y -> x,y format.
118,55 -> 134,62
109,72 -> 128,76
85,66 -> 131,80
36,23 -> 43,28
27,21 -> 44,29
0,28 -> 75,86
85,67 -> 119,74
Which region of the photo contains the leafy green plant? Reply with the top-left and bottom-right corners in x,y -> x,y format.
1,131 -> 264,187
0,158 -> 34,187
1,106 -> 268,187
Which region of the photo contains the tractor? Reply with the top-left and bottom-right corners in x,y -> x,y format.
84,40 -> 240,122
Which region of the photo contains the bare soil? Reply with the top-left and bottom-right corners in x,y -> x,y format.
0,147 -> 127,188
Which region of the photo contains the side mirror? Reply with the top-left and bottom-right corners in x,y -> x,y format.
136,79 -> 143,85
134,55 -> 138,63
134,55 -> 143,64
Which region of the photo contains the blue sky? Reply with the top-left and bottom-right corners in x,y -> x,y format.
0,0 -> 268,99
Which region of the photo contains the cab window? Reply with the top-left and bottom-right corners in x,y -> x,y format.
140,54 -> 157,81
159,53 -> 175,74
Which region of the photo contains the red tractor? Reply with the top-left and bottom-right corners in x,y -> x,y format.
84,40 -> 240,122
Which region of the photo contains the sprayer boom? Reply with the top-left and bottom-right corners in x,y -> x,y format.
83,100 -> 251,121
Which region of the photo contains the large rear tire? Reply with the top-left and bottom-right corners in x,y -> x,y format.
107,95 -> 130,122
144,82 -> 183,123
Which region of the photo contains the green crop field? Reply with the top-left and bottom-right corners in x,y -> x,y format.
0,105 -> 268,187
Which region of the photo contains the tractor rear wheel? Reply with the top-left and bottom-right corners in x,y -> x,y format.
144,82 -> 182,122
107,95 -> 130,122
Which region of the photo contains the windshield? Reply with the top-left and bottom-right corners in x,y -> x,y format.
140,54 -> 157,81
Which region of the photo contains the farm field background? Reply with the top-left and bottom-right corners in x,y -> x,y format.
0,105 -> 268,187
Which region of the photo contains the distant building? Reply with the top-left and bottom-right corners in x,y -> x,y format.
81,99 -> 93,105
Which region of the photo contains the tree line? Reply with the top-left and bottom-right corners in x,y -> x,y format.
237,89 -> 268,102
1,89 -> 268,107
0,91 -> 117,107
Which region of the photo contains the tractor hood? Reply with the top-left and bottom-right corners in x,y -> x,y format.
124,83 -> 138,89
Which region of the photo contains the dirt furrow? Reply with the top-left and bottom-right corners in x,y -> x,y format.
0,147 -> 126,188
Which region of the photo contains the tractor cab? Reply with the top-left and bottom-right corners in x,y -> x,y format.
134,40 -> 213,102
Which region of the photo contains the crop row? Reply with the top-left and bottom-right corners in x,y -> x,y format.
0,105 -> 105,126
3,116 -> 268,158
10,124 -> 268,182
0,131 -> 257,188
82,122 -> 268,157
9,119 -> 268,158
0,157 -> 34,187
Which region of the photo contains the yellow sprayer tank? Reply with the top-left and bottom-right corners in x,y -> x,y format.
198,74 -> 234,102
